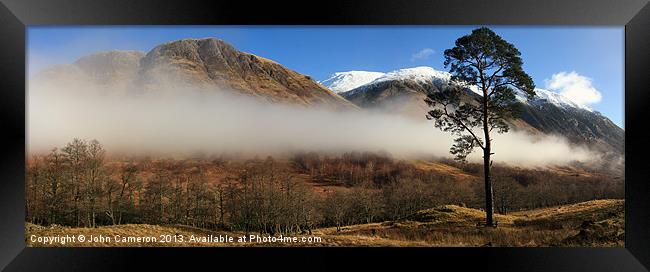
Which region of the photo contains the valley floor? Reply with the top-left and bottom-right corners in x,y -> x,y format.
25,199 -> 623,247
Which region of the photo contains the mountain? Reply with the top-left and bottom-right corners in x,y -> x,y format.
330,67 -> 456,117
328,66 -> 624,154
138,38 -> 357,109
35,50 -> 145,87
74,51 -> 145,85
35,38 -> 356,110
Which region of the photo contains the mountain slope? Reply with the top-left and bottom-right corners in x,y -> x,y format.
521,99 -> 624,153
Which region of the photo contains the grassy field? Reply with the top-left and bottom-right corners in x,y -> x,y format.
26,199 -> 623,247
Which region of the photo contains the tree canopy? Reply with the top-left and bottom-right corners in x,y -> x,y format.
426,27 -> 536,161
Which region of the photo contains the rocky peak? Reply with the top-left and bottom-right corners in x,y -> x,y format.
138,38 -> 356,110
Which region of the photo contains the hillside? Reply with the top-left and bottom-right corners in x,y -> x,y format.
521,98 -> 624,153
26,199 -> 623,247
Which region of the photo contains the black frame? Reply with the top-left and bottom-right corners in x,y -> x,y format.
1,0 -> 649,271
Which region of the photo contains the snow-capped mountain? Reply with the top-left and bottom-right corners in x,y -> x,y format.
330,66 -> 591,112
335,67 -> 454,118
321,67 -> 453,96
348,67 -> 457,97
330,66 -> 623,154
319,71 -> 384,93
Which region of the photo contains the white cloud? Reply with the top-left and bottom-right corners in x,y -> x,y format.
410,48 -> 435,62
545,71 -> 602,106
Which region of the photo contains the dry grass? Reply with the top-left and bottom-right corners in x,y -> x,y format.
411,160 -> 475,180
26,199 -> 623,247
546,165 -> 596,177
315,199 -> 623,247
407,204 -> 519,226
511,199 -> 624,230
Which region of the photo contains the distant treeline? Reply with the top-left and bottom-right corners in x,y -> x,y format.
26,139 -> 624,234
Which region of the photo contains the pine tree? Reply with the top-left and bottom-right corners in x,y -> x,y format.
425,27 -> 535,226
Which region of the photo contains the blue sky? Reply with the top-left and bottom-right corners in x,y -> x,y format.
28,26 -> 624,127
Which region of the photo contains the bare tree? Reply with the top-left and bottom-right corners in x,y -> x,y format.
61,139 -> 87,226
85,140 -> 106,228
42,149 -> 67,225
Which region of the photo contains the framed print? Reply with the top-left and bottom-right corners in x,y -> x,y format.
0,0 -> 649,271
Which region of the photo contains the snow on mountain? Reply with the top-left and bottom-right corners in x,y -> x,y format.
319,71 -> 384,93
371,66 -> 452,85
338,66 -> 455,97
518,88 -> 592,112
326,66 -> 590,112
321,67 -> 453,95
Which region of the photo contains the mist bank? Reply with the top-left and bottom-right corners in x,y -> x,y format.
27,77 -> 601,167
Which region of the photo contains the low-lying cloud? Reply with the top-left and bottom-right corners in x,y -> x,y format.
27,76 -> 599,167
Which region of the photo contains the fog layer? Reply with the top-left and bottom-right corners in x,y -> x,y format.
28,77 -> 597,166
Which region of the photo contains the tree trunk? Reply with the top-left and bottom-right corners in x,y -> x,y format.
483,128 -> 495,227
482,74 -> 495,227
